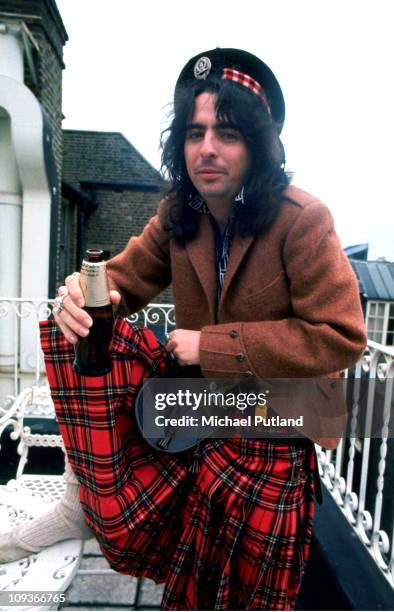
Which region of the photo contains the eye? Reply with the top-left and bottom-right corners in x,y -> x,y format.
219,130 -> 240,142
186,130 -> 204,141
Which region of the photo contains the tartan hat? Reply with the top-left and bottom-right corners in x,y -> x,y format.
175,47 -> 285,133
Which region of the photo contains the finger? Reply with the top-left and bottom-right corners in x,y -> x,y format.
110,290 -> 121,306
59,290 -> 92,328
164,345 -> 177,361
65,272 -> 85,307
165,339 -> 176,353
57,285 -> 67,297
53,286 -> 92,331
53,310 -> 78,344
55,306 -> 91,339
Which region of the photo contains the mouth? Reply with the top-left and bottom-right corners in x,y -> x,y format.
196,169 -> 225,178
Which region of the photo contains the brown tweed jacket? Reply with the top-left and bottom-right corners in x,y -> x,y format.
107,184 -> 366,380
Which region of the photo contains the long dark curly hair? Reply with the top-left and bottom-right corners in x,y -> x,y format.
160,77 -> 292,242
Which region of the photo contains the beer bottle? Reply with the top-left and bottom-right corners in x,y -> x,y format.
73,249 -> 114,376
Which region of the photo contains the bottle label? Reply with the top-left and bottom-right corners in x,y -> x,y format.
80,260 -> 111,307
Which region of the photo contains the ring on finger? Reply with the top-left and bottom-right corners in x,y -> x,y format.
57,290 -> 69,304
53,290 -> 68,315
53,300 -> 65,315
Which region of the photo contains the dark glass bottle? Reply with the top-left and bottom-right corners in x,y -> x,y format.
73,249 -> 114,376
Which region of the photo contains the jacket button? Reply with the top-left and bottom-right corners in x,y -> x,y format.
330,381 -> 337,388
236,353 -> 245,362
244,370 -> 253,378
229,330 -> 238,338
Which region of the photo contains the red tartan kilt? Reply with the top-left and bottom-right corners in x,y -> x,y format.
162,438 -> 315,611
40,318 -> 194,583
40,319 -> 315,610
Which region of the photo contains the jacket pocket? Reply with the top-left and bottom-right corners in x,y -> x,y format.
243,271 -> 288,306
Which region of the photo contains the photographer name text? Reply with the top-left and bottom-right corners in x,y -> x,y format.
155,414 -> 304,428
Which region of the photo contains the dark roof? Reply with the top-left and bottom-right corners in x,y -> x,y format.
62,130 -> 161,189
0,1 -> 68,45
350,259 -> 394,300
344,244 -> 369,261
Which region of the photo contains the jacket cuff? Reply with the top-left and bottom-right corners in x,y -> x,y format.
199,322 -> 256,378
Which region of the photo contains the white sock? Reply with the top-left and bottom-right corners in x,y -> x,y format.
0,462 -> 93,563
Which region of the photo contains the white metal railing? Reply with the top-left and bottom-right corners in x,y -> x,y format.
317,340 -> 394,588
1,297 -> 394,588
0,297 -> 175,411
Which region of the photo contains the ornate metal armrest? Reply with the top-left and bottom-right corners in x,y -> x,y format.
0,385 -> 63,478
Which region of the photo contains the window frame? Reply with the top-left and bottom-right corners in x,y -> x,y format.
366,300 -> 394,345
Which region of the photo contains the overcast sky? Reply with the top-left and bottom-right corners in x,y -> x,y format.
56,0 -> 394,260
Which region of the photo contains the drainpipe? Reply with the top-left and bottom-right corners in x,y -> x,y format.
77,206 -> 86,270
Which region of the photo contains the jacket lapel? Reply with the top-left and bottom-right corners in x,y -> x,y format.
219,232 -> 254,306
185,215 -> 217,323
185,216 -> 255,321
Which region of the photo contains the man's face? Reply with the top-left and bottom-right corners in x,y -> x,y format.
184,92 -> 250,208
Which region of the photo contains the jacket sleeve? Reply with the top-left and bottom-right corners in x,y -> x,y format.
199,201 -> 367,378
106,208 -> 171,317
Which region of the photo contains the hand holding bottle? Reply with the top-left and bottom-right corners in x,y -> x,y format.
53,259 -> 121,345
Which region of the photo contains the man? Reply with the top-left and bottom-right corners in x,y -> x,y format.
0,48 -> 366,610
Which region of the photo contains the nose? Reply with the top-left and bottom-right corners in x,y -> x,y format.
200,130 -> 217,158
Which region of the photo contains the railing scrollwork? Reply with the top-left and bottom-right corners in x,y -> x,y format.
318,340 -> 394,587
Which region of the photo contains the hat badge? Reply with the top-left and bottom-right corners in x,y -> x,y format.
193,56 -> 212,80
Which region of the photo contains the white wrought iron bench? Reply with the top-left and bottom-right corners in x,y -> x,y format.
0,476 -> 83,611
0,385 -> 84,610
